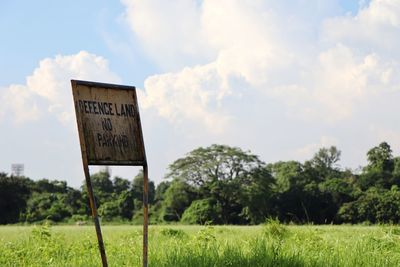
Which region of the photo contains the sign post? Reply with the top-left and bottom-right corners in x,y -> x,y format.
71,80 -> 148,267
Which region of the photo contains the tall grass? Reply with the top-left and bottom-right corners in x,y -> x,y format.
1,223 -> 400,266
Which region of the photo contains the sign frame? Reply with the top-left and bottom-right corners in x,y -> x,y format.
71,80 -> 149,267
72,79 -> 147,166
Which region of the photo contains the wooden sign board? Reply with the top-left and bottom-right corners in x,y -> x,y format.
71,80 -> 146,166
72,80 -> 149,267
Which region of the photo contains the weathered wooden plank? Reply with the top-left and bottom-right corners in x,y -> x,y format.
72,80 -> 146,166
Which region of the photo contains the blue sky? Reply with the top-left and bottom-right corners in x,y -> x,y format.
3,0 -> 400,188
0,0 -> 157,85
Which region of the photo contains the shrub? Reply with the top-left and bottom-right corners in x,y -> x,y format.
181,199 -> 220,224
160,228 -> 186,238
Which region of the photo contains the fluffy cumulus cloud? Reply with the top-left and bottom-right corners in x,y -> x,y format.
323,0 -> 400,55
0,84 -> 41,123
121,0 -> 212,70
0,51 -> 120,124
141,63 -> 231,134
122,0 -> 400,134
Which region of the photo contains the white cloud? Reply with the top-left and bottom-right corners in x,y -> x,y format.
121,0 -> 212,70
124,0 -> 301,132
3,0 -> 400,184
269,43 -> 400,122
0,84 -> 40,123
140,63 -> 231,134
0,51 -> 120,125
322,0 -> 400,56
122,0 -> 400,131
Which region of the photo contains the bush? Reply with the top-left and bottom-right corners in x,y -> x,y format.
160,228 -> 186,238
263,218 -> 289,240
181,199 -> 220,224
338,187 -> 400,224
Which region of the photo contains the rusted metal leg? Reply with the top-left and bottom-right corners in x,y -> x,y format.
143,164 -> 149,267
84,164 -> 108,267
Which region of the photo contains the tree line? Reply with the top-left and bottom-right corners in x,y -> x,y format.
1,142 -> 400,225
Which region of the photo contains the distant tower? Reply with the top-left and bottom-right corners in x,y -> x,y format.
101,166 -> 112,177
11,163 -> 24,177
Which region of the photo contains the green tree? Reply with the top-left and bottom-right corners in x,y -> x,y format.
118,190 -> 135,220
98,200 -> 121,221
359,142 -> 395,189
0,173 -> 32,224
24,192 -> 72,222
366,142 -> 393,172
166,144 -> 265,186
181,198 -> 221,224
269,153 -> 349,224
161,180 -> 195,221
338,186 -> 400,224
240,167 -> 275,224
81,171 -> 114,214
132,171 -> 155,205
91,171 -> 114,195
309,146 -> 341,179
268,161 -> 311,222
166,144 -> 273,224
22,179 -> 85,223
154,181 -> 171,203
268,161 -> 304,193
113,176 -> 131,195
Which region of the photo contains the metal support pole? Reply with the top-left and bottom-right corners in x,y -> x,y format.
143,164 -> 149,267
83,163 -> 108,267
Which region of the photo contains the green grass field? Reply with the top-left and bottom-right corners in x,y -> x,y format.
1,223 -> 400,266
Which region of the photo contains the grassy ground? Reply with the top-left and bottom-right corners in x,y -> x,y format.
1,223 -> 400,266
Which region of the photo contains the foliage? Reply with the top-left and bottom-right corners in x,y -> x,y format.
160,180 -> 195,222
159,228 -> 187,238
338,186 -> 400,223
166,144 -> 264,186
2,142 -> 400,225
166,144 -> 272,224
263,218 -> 289,240
0,173 -> 32,224
181,199 -> 220,224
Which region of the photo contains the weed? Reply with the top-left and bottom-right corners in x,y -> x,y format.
263,218 -> 289,240
160,228 -> 187,238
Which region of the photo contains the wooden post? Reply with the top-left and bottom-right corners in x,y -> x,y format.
72,80 -> 147,267
83,162 -> 108,267
143,163 -> 149,267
